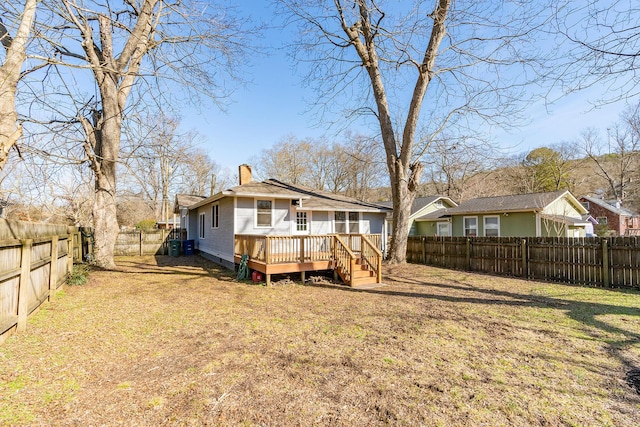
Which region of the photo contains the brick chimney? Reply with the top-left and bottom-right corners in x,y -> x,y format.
239,164 -> 252,185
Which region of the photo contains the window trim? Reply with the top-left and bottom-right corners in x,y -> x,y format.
483,215 -> 500,237
463,216 -> 478,237
211,203 -> 219,229
334,211 -> 361,234
198,212 -> 205,239
295,210 -> 309,233
255,198 -> 274,228
436,221 -> 450,237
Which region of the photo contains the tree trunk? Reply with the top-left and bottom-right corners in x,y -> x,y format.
92,166 -> 119,270
0,0 -> 38,172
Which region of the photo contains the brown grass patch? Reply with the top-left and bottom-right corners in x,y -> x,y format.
1,255 -> 639,426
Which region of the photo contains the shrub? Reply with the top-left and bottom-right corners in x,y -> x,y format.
135,219 -> 157,231
67,263 -> 90,286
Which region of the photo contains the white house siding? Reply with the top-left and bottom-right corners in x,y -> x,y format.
310,211 -> 330,234
235,197 -> 291,235
196,197 -> 235,269
362,212 -> 385,234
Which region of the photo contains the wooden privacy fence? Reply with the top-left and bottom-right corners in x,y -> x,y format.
407,236 -> 640,289
114,228 -> 186,256
0,220 -> 82,343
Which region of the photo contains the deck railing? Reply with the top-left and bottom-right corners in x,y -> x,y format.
234,234 -> 336,264
234,233 -> 383,285
361,235 -> 383,283
333,235 -> 356,284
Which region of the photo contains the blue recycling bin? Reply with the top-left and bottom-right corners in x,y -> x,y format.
183,239 -> 194,256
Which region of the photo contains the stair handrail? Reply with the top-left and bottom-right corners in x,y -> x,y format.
333,235 -> 356,284
361,234 -> 383,283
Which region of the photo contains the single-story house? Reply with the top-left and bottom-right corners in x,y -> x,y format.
415,190 -> 594,238
185,165 -> 391,286
379,196 -> 458,236
174,193 -> 207,230
579,195 -> 640,236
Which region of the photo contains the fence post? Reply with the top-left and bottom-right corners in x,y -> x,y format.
602,238 -> 609,287
521,239 -> 527,279
421,236 -> 426,264
466,238 -> 471,271
17,239 -> 33,333
139,231 -> 144,256
49,236 -> 59,301
67,234 -> 74,276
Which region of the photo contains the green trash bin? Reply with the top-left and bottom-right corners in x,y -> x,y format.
169,239 -> 181,257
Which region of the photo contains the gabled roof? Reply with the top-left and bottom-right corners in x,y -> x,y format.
188,179 -> 391,213
174,194 -> 207,213
378,196 -> 457,215
416,190 -> 585,220
580,195 -> 638,217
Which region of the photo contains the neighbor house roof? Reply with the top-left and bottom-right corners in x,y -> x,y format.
580,195 -> 638,217
416,190 -> 585,220
379,196 -> 457,217
188,179 -> 391,213
174,194 -> 207,213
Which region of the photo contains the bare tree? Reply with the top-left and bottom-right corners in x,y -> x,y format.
278,0 -> 554,262
555,1 -> 640,103
27,0 -> 250,269
0,0 -> 38,172
578,104 -> 640,204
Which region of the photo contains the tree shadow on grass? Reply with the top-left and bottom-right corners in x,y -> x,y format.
307,277 -> 640,374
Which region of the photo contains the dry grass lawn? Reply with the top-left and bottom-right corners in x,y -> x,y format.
1,255 -> 639,426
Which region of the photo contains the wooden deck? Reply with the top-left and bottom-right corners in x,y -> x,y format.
234,234 -> 382,286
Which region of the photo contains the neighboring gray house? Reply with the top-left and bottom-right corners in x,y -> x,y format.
174,194 -> 207,231
185,165 -> 391,286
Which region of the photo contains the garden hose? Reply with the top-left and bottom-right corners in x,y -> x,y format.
237,254 -> 249,280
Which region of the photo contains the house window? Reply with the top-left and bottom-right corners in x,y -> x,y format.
335,211 -> 360,234
484,216 -> 500,237
349,212 -> 360,233
296,211 -> 308,231
256,199 -> 272,227
211,203 -> 219,229
597,216 -> 608,225
335,211 -> 346,233
437,222 -> 450,237
581,201 -> 590,210
464,217 -> 478,237
199,212 -> 205,239
435,200 -> 444,209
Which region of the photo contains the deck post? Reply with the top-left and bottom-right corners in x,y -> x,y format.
300,236 -> 305,263
266,273 -> 271,287
301,271 -> 305,284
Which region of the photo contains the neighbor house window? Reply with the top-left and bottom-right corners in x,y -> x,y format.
464,217 -> 478,237
437,222 -> 450,237
581,201 -> 590,210
211,203 -> 219,229
296,211 -> 308,231
484,216 -> 500,237
199,212 -> 205,239
597,216 -> 608,225
256,199 -> 273,227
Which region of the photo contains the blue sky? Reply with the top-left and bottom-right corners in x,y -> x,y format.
183,1 -> 639,173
